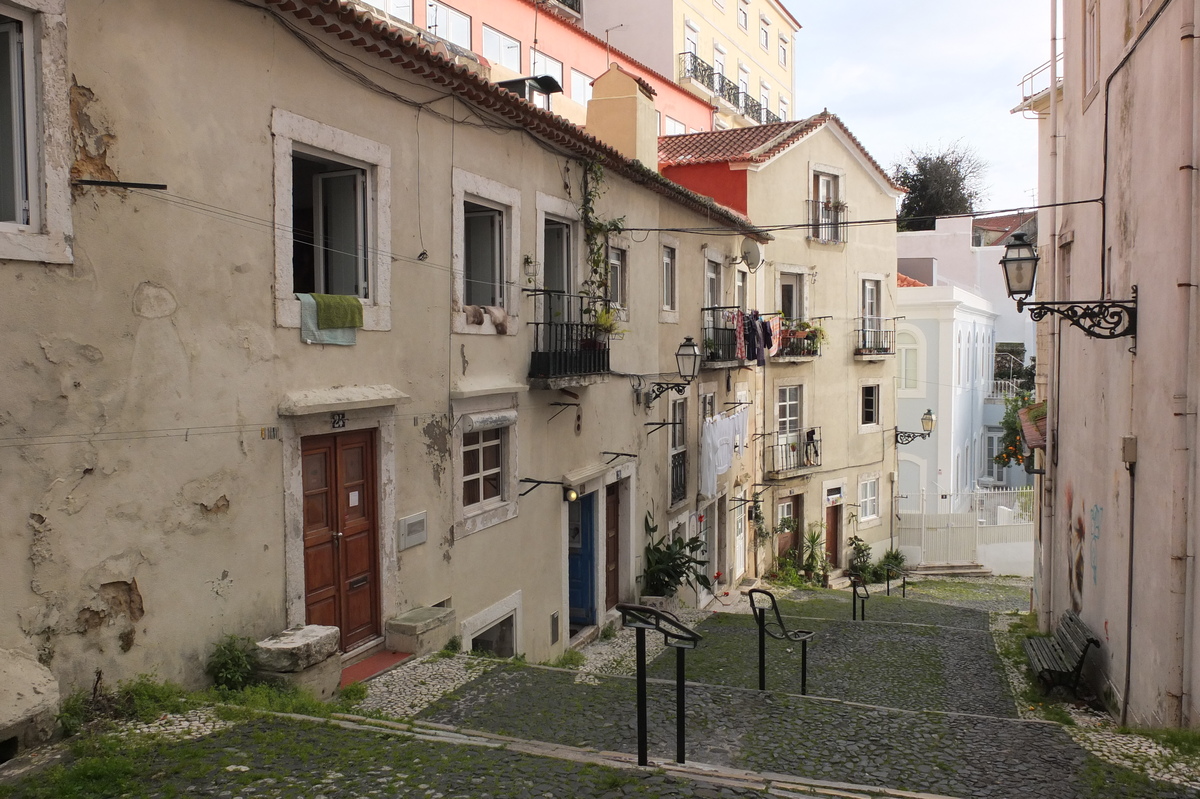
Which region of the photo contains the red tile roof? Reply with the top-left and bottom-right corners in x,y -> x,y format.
658,111 -> 904,192
897,274 -> 928,288
262,0 -> 769,240
973,211 -> 1035,234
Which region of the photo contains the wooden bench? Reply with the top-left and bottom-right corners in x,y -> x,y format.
1023,610 -> 1100,696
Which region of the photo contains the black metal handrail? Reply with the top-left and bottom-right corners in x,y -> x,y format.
762,108 -> 782,124
764,427 -> 821,475
677,52 -> 715,92
854,317 -> 896,356
774,318 -> 822,358
885,563 -> 909,597
715,74 -> 741,108
748,589 -> 814,694
615,604 -> 703,766
806,199 -> 848,243
528,292 -> 611,379
701,305 -> 740,362
670,450 -> 687,505
850,573 -> 870,620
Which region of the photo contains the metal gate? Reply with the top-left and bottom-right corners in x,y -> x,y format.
897,488 -> 1034,565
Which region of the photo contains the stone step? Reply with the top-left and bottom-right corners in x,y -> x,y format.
910,563 -> 993,577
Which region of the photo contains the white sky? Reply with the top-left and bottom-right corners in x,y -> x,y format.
782,0 -> 1053,212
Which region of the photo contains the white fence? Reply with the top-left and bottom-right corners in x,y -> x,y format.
896,488 -> 1035,575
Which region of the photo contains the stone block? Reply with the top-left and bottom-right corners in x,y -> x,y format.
255,625 -> 340,673
0,648 -> 60,753
384,606 -> 456,656
258,653 -> 341,701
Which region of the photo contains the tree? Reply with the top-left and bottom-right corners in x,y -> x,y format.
892,142 -> 987,231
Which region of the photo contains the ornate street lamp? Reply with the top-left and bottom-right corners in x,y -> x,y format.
896,409 -> 936,445
647,337 -> 702,403
999,232 -> 1137,339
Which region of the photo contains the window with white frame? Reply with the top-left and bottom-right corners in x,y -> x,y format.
463,428 -> 503,510
482,25 -> 520,71
860,384 -> 880,427
273,110 -> 391,330
607,245 -> 627,308
737,4 -> 748,30
780,272 -> 805,320
701,392 -> 716,420
779,96 -> 789,121
738,64 -> 749,95
427,0 -> 471,49
759,20 -> 769,49
684,24 -> 698,55
859,477 -> 879,521
778,35 -> 788,66
542,217 -> 572,321
713,45 -> 726,78
530,49 -> 564,110
705,260 -> 721,308
454,399 -> 519,535
812,171 -> 843,242
464,200 -> 505,307
662,245 -> 677,311
670,398 -> 687,505
736,270 -> 747,310
0,3 -> 71,263
292,151 -> 369,298
1084,0 -> 1099,91
778,385 -> 801,445
985,429 -> 1004,482
570,69 -> 594,104
665,116 -> 686,135
759,85 -> 770,118
389,0 -> 413,21
897,330 -> 918,391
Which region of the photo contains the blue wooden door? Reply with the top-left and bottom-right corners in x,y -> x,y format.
568,493 -> 596,628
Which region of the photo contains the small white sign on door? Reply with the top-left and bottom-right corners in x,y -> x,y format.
349,490 -> 360,507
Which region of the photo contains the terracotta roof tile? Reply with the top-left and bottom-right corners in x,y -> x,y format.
974,211 -> 1036,234
658,111 -> 904,192
897,274 -> 928,288
262,0 -> 770,240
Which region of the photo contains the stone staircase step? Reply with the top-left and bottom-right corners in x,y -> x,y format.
910,563 -> 993,577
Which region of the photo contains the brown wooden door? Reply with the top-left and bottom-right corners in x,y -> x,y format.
605,484 -> 620,610
825,504 -> 841,567
302,430 -> 380,652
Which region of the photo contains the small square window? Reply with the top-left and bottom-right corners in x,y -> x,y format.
861,385 -> 879,426
859,478 -> 879,520
463,427 -> 504,510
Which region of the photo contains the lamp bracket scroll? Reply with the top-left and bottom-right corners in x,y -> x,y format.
1018,287 -> 1137,340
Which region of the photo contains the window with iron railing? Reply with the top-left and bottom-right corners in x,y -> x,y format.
764,427 -> 821,475
527,291 -> 611,379
678,52 -> 715,92
701,305 -> 740,363
806,198 -> 847,243
854,317 -> 896,356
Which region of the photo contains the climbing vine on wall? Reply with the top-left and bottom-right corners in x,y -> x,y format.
994,390 -> 1036,467
578,161 -> 626,308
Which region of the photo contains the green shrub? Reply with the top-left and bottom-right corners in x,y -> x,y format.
206,634 -> 257,691
441,635 -> 462,655
547,649 -> 586,669
600,622 -> 617,641
338,681 -> 368,705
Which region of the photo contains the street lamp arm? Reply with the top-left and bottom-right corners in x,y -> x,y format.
1018,292 -> 1137,339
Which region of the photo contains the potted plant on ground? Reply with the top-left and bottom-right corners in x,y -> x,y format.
639,511 -> 712,614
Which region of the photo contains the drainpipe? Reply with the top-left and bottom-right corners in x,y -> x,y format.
1039,0 -> 1060,631
1122,454 -> 1137,727
1181,0 -> 1200,727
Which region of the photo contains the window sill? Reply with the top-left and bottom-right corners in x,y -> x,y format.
0,229 -> 73,264
453,308 -> 519,335
276,297 -> 391,332
857,516 -> 882,530
456,499 -> 518,538
858,424 -> 882,435
659,309 -> 680,324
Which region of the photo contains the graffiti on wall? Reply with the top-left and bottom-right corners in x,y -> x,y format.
1089,504 -> 1103,586
1066,484 -> 1086,613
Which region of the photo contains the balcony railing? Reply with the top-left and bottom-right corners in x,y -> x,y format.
806,199 -> 848,243
764,428 -> 822,476
553,0 -> 581,13
987,379 -> 1022,399
701,306 -> 741,363
854,317 -> 896,356
715,74 -> 741,108
762,108 -> 782,125
739,93 -> 764,123
670,450 -> 687,505
774,318 -> 822,358
528,292 -> 610,380
678,52 -> 715,92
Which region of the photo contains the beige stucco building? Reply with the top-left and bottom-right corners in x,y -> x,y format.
0,0 -> 771,702
659,114 -> 904,572
1020,0 -> 1200,727
582,0 -> 801,130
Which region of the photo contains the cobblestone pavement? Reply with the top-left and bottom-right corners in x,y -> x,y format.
420,662 -> 1196,798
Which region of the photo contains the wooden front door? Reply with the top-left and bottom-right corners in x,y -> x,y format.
605,483 -> 620,610
302,430 -> 380,652
825,503 -> 841,568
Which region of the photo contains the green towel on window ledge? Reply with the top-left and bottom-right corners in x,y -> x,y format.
311,293 -> 364,329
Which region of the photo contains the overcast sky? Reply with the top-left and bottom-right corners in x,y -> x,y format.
782,0 -> 1053,213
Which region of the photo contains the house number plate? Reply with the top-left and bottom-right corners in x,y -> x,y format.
331,412 -> 347,429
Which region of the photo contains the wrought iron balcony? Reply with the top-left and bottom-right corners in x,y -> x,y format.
670,450 -> 687,505
528,292 -> 611,380
553,0 -> 581,13
701,306 -> 741,364
854,317 -> 896,357
715,74 -> 741,109
764,428 -> 822,477
806,199 -> 848,244
774,318 -> 822,359
678,52 -> 715,93
739,93 -> 763,123
762,108 -> 782,125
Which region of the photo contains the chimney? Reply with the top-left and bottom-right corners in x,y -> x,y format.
585,64 -> 659,167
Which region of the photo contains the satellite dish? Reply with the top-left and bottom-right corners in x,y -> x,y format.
740,238 -> 763,269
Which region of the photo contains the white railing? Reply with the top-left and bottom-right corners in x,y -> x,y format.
987,379 -> 1021,399
897,488 -> 1034,567
1020,51 -> 1064,102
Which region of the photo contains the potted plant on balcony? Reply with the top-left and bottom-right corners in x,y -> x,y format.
583,306 -> 626,348
703,337 -> 720,360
